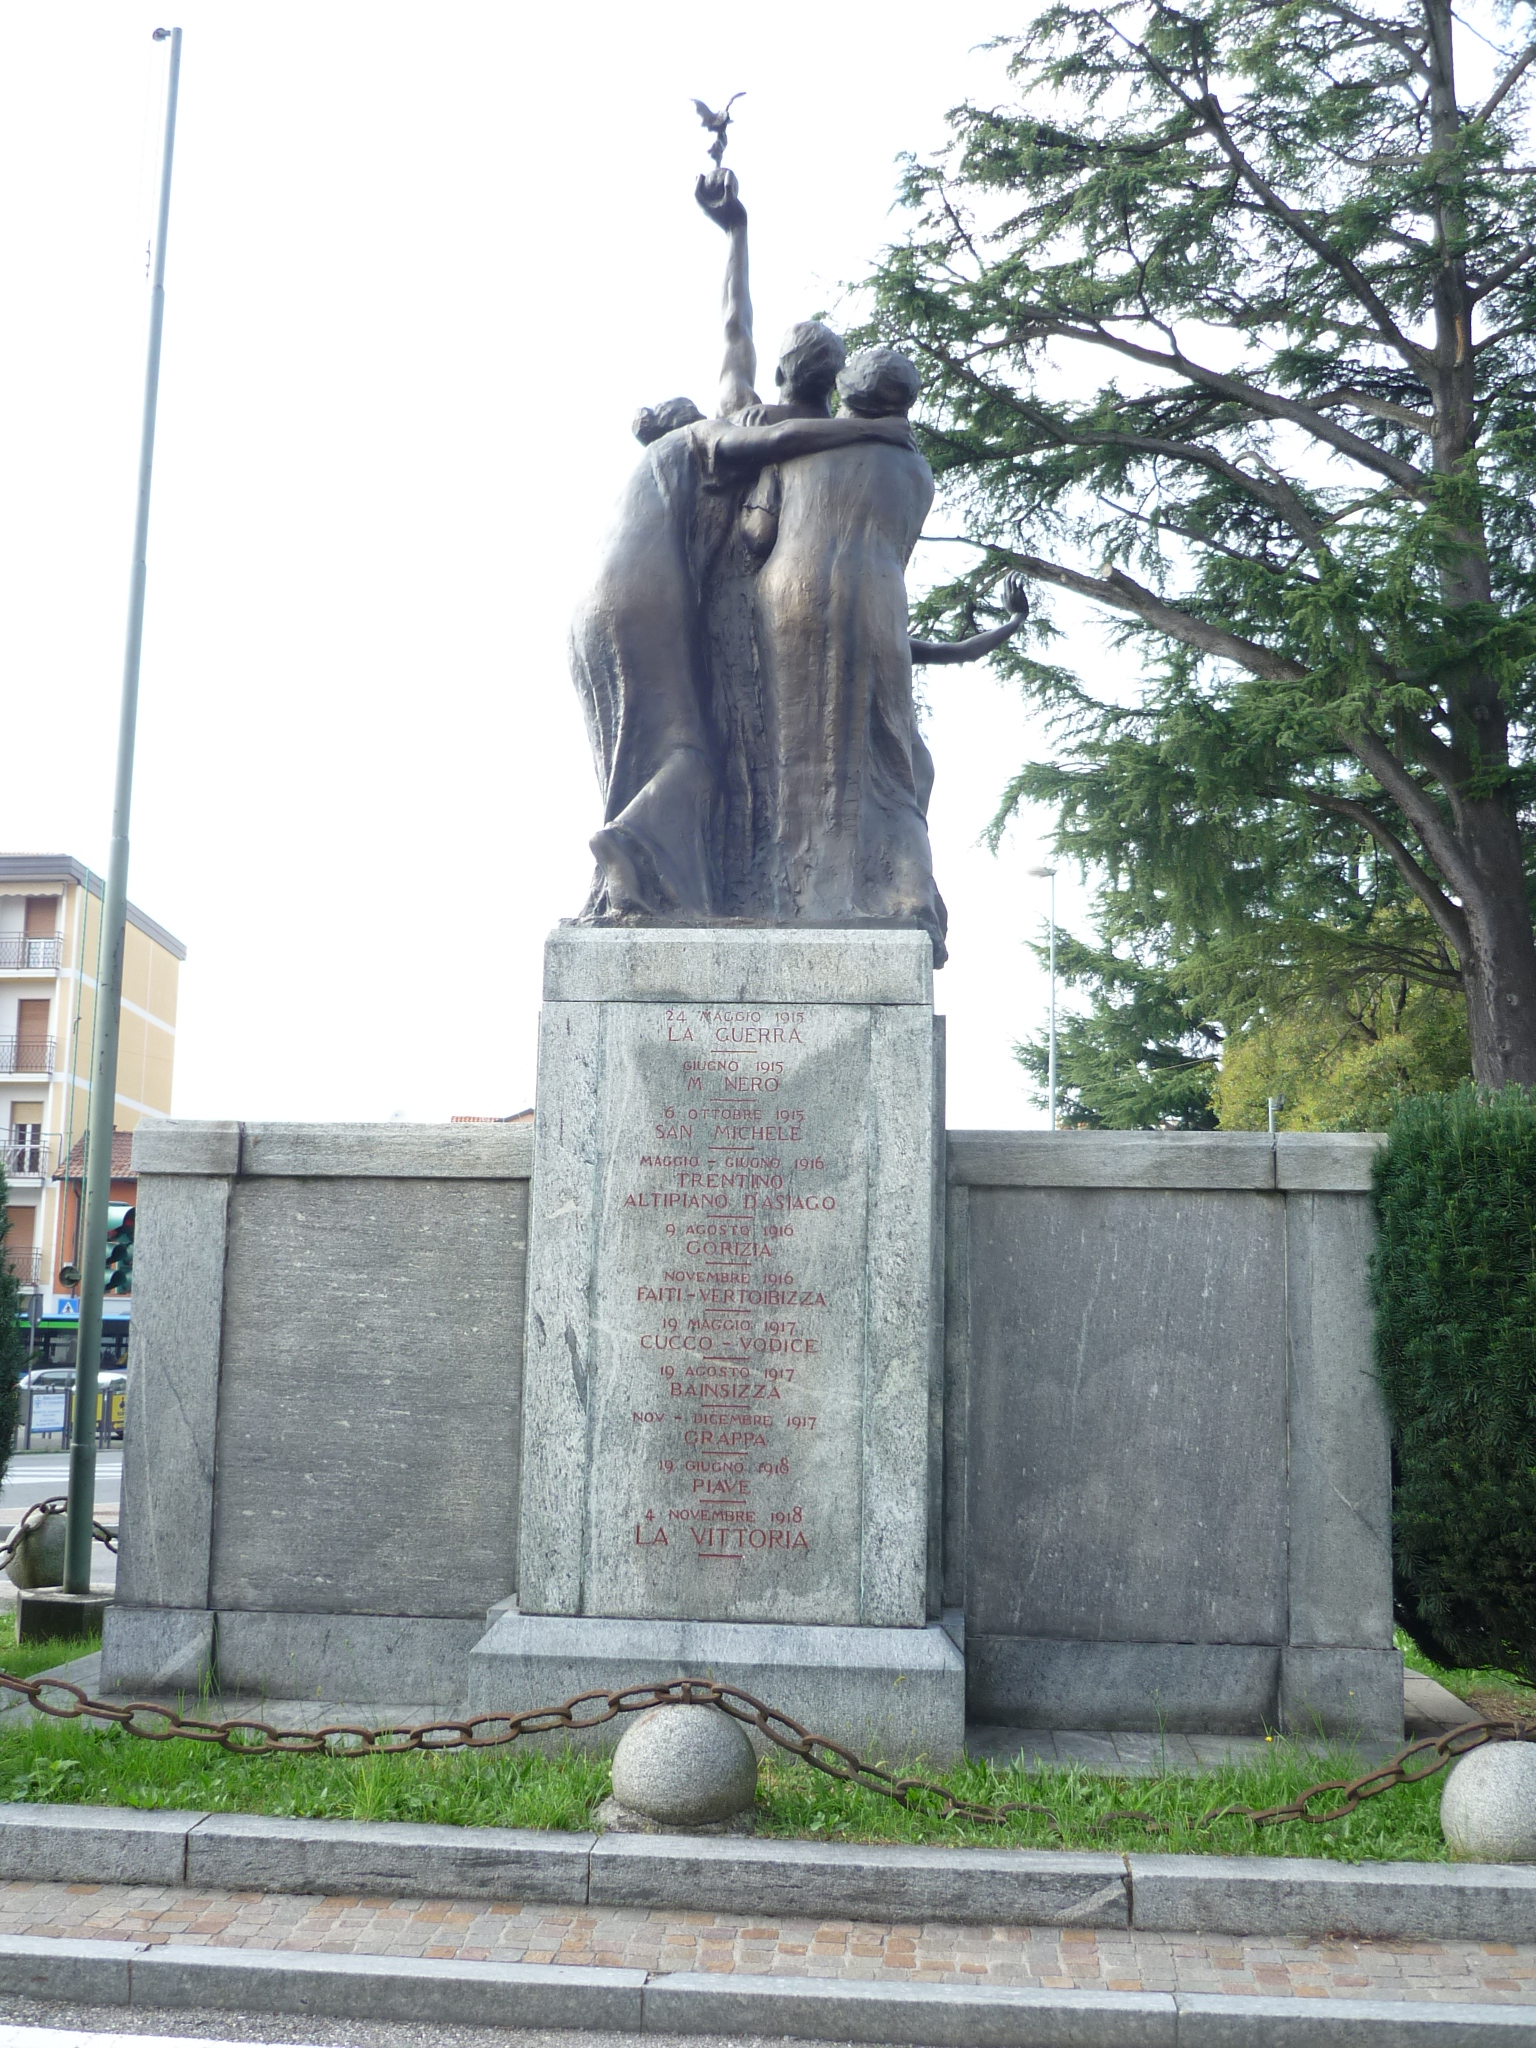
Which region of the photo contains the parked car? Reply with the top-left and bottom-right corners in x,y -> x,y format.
18,1368 -> 126,1438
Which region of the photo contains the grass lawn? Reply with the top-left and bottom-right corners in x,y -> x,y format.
1397,1627 -> 1536,1724
0,1612 -> 103,1683
0,1718 -> 1452,1860
0,1614 -> 1473,1860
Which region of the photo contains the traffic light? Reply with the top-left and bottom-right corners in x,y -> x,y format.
104,1207 -> 135,1295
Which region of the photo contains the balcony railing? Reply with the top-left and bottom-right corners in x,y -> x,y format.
1,1133 -> 57,1179
0,1038 -> 54,1076
2,1249 -> 43,1284
0,936 -> 61,971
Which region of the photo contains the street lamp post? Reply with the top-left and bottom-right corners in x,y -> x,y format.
63,27 -> 183,1598
19,1288 -> 42,1457
21,1287 -> 41,1373
1028,865 -> 1057,1131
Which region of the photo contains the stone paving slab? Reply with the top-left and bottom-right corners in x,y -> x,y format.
0,1880 -> 1527,2005
0,1948 -> 1533,2048
7,1809 -> 1536,1945
965,1727 -> 1405,1776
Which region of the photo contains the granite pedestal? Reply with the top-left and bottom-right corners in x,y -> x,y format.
103,1062 -> 1400,1741
467,1610 -> 964,1764
493,926 -> 963,1762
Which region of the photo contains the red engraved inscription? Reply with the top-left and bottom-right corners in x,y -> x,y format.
618,1006 -> 835,1568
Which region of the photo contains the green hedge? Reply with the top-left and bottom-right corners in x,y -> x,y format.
1372,1084 -> 1536,1683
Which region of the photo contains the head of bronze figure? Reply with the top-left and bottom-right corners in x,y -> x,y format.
773,321 -> 846,408
836,345 -> 920,419
632,396 -> 706,445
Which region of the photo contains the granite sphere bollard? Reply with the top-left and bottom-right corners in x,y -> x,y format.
608,1705 -> 759,1828
6,1515 -> 65,1591
1441,1741 -> 1536,1861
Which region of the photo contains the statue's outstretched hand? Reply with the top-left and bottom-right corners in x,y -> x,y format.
909,569 -> 1030,666
695,168 -> 746,232
866,415 -> 918,448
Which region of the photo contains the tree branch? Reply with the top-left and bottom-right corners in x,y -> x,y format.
1348,728 -> 1478,902
1299,788 -> 1469,957
1472,315 -> 1536,352
1100,496 -> 1319,580
1398,712 -> 1464,792
1309,2 -> 1432,79
1193,92 -> 1430,372
1003,548 -> 1310,682
933,173 -> 983,275
996,317 -> 1428,493
1466,242 -> 1536,302
931,347 -> 1334,547
1024,407 -> 1327,539
1473,40 -> 1536,125
1094,13 -> 1431,374
1309,386 -> 1435,433
1001,546 -> 1474,910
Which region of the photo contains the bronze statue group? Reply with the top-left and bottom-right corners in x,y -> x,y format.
569,162 -> 1026,966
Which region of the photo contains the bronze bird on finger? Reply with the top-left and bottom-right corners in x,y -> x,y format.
692,92 -> 744,167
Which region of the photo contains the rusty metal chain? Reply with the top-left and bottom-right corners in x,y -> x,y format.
0,1661 -> 1529,1837
1201,1716 -> 1536,1828
0,1498 -> 118,1576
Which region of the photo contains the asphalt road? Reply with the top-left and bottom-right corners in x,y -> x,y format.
0,2010 -> 810,2048
1,1451 -> 121,1520
0,1451 -> 122,1594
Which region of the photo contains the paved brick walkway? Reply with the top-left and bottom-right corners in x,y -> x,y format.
0,1881 -> 1530,2004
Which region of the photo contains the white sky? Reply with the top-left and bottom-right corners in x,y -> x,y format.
0,1 -> 1113,1129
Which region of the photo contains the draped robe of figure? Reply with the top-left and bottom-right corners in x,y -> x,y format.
568,426 -> 735,920
746,437 -> 946,959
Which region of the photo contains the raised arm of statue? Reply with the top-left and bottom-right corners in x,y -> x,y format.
695,169 -> 759,416
910,574 -> 1030,664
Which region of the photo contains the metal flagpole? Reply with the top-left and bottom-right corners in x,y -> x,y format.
1028,866 -> 1058,1131
1047,869 -> 1057,1131
63,27 -> 183,1598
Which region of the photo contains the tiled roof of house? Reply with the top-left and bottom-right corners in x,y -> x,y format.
59,1129 -> 136,1181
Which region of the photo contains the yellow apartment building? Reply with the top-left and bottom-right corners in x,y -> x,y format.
0,854 -> 184,1355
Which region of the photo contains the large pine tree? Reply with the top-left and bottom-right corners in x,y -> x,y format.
871,0 -> 1536,1082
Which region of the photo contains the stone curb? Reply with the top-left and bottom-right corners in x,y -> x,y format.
0,1938 -> 1525,2044
0,1805 -> 1534,1942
